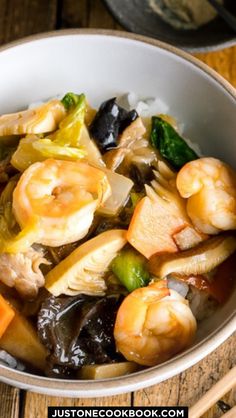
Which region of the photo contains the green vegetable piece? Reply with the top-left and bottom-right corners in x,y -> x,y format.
61,92 -> 82,110
54,94 -> 86,147
32,139 -> 85,159
150,116 -> 198,169
111,248 -> 150,292
130,192 -> 144,210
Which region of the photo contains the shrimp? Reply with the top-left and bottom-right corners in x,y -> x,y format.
114,280 -> 196,366
176,157 -> 236,234
12,159 -> 111,248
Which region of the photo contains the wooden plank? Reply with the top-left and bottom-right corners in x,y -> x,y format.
194,46 -> 236,87
88,0 -> 117,29
60,0 -> 89,29
23,392 -> 131,418
59,0 -> 116,30
59,0 -> 124,30
133,333 -> 236,417
0,383 -> 20,418
0,0 -> 58,45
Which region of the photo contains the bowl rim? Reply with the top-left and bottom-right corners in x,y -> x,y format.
0,29 -> 235,397
0,28 -> 235,98
102,0 -> 236,53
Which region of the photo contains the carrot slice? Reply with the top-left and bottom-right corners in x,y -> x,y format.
0,294 -> 15,339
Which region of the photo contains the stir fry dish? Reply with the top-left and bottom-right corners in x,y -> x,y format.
0,92 -> 235,380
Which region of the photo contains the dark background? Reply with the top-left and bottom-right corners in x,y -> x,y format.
0,0 -> 121,45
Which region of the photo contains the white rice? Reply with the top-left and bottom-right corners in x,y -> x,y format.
117,92 -> 170,117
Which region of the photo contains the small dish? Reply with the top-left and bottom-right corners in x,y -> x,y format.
103,0 -> 236,52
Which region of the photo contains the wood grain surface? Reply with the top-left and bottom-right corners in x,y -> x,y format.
0,1 -> 235,417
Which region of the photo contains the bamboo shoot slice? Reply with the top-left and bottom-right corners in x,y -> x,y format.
78,362 -> 139,380
45,229 -> 127,296
149,235 -> 236,278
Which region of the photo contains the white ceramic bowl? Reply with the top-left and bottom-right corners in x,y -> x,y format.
0,29 -> 235,397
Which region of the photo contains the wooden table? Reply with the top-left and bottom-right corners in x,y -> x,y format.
0,1 -> 235,417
